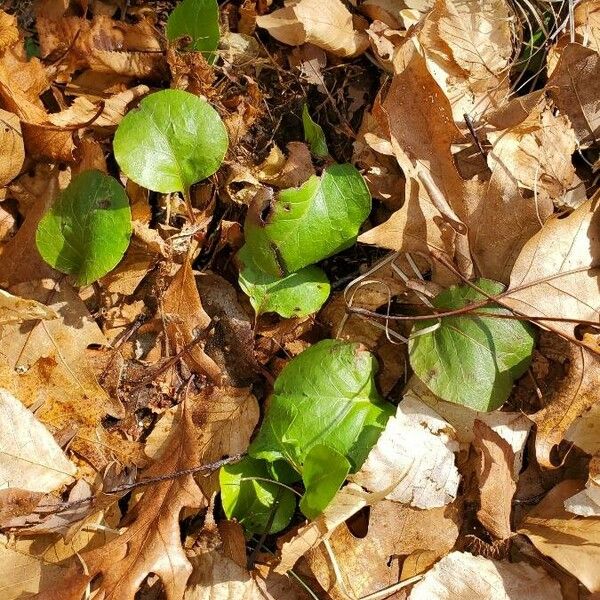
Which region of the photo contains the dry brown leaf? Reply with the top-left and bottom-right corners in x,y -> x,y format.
527,345 -> 600,468
419,0 -> 513,123
408,551 -> 562,599
505,198 -> 600,345
304,500 -> 460,599
0,289 -> 57,324
39,403 -> 206,600
519,479 -> 600,592
0,388 -> 76,493
0,10 -> 19,52
473,419 -> 517,539
547,43 -> 600,147
350,393 -> 460,508
162,260 -> 222,383
566,401 -> 600,456
256,0 -> 369,57
487,100 -> 577,202
0,109 -> 24,187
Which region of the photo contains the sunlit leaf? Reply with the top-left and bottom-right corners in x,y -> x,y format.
113,89 -> 228,194
409,279 -> 535,411
219,456 -> 296,534
35,170 -> 132,286
166,0 -> 220,63
302,103 -> 329,158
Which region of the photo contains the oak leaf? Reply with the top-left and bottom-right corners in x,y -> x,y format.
519,479 -> 600,592
0,108 -> 24,187
38,403 -> 206,600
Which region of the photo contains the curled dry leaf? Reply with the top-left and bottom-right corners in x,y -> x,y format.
0,108 -> 24,187
547,43 -> 600,147
0,289 -> 57,325
473,419 -> 517,540
519,479 -> 600,593
350,393 -> 460,508
256,0 -> 369,58
0,389 -> 76,493
419,0 -> 513,123
39,403 -> 206,600
408,551 -> 562,600
162,260 -> 222,383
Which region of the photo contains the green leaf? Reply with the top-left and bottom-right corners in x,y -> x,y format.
408,279 -> 535,411
249,339 -> 394,471
302,104 -> 329,158
242,164 -> 371,277
219,456 -> 296,534
166,0 -> 220,63
35,170 -> 132,286
299,445 -> 350,519
113,89 -> 228,194
238,247 -> 330,318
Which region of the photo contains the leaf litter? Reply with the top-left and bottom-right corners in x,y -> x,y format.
1,0 -> 600,598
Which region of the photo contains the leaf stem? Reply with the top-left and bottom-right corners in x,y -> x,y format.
182,186 -> 196,224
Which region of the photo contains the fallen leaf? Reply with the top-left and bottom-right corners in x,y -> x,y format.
564,457 -> 600,516
419,0 -> 513,123
0,539 -> 65,599
162,260 -> 222,383
0,289 -> 57,324
350,392 -> 460,508
547,43 -> 600,147
39,403 -> 206,600
519,479 -> 600,593
0,108 -> 24,186
0,388 -> 76,493
408,551 -> 562,599
473,419 -> 517,539
256,0 -> 369,57
505,197 -> 600,346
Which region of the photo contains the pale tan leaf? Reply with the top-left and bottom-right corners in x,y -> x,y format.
0,11 -> 19,52
0,289 -> 57,325
547,43 -> 600,147
350,393 -> 460,508
256,0 -> 369,57
419,0 -> 513,122
0,109 -> 24,186
408,551 -> 562,600
519,479 -> 600,592
566,402 -> 600,456
0,540 -> 65,599
0,389 -> 76,493
505,198 -> 600,342
565,457 -> 600,516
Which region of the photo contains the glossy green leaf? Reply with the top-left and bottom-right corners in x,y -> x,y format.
219,456 -> 296,534
238,247 -> 330,318
166,0 -> 220,63
113,89 -> 228,194
242,164 -> 371,277
409,279 -> 535,412
35,170 -> 131,286
302,103 -> 329,158
249,339 -> 394,471
299,445 -> 350,519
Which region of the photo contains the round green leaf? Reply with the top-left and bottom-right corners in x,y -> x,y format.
113,89 -> 228,194
238,247 -> 330,318
219,456 -> 296,534
299,445 -> 350,519
242,164 -> 371,277
408,279 -> 535,412
35,170 -> 132,286
166,0 -> 220,63
249,339 -> 394,471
